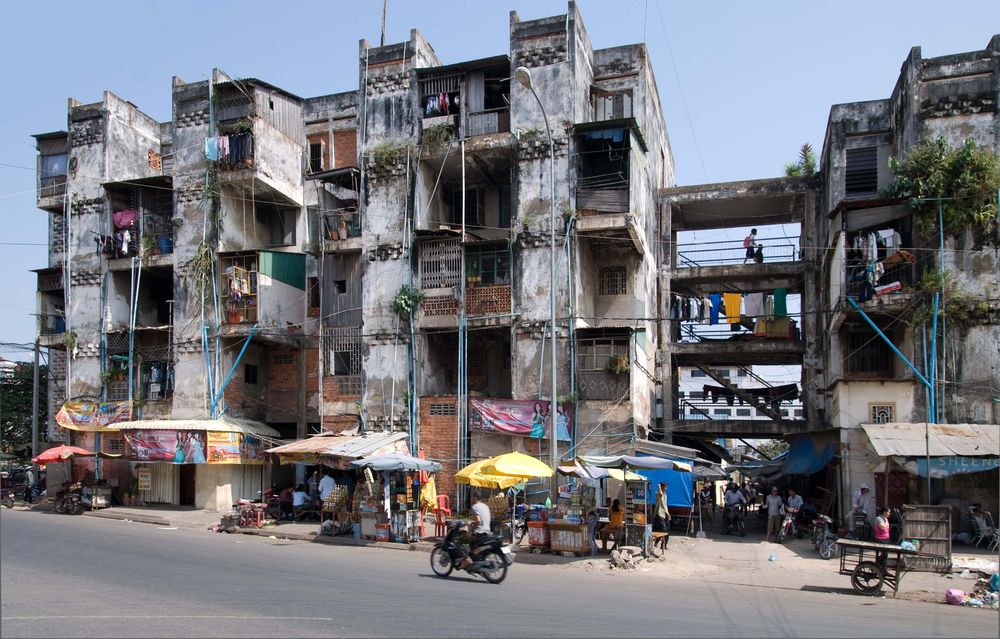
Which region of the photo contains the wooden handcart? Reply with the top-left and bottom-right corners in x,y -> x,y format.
835,538 -> 938,596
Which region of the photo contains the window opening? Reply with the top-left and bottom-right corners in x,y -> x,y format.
599,266 -> 627,295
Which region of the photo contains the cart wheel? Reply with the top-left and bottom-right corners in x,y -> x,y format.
851,561 -> 885,595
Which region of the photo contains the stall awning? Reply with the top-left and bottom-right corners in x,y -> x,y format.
782,433 -> 838,476
108,416 -> 280,439
861,423 -> 1000,458
266,430 -> 408,464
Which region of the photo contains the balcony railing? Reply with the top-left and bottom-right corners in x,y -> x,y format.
676,235 -> 799,268
421,284 -> 511,317
843,256 -> 916,300
577,370 -> 630,401
38,176 -> 67,200
466,108 -> 510,137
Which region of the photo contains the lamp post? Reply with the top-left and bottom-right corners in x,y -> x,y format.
515,66 -> 559,491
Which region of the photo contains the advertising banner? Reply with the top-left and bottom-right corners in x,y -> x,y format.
136,467 -> 152,491
469,399 -> 572,441
206,432 -> 241,464
123,430 -> 207,464
895,455 -> 1000,478
240,434 -> 268,465
55,401 -> 133,431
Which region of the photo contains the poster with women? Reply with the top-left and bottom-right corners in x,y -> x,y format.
469,399 -> 572,441
122,430 -> 207,464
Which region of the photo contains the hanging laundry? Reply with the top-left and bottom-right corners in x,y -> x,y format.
773,288 -> 788,318
743,292 -> 765,318
723,293 -> 742,324
701,297 -> 712,324
113,209 -> 139,230
204,137 -> 219,161
709,293 -> 722,325
218,135 -> 229,161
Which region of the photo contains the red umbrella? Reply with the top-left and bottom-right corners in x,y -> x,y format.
32,445 -> 115,464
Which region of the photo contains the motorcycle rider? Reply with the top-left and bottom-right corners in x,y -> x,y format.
786,488 -> 803,512
722,483 -> 747,534
459,492 -> 492,570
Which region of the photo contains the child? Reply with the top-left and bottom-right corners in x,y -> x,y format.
586,510 -> 599,556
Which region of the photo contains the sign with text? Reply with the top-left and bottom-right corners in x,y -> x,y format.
469,399 -> 572,441
55,401 -> 133,431
136,467 -> 152,491
206,432 -> 241,464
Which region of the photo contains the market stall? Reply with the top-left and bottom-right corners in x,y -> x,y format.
350,454 -> 441,543
456,452 -> 553,545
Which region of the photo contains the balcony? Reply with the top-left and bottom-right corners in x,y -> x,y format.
104,178 -> 175,269
220,251 -> 306,346
419,285 -> 512,329
417,55 -> 511,141
33,133 -> 69,211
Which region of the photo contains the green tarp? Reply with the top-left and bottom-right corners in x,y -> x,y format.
259,251 -> 305,290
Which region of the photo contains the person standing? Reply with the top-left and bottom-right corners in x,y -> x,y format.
764,486 -> 784,543
23,466 -> 35,503
318,470 -> 336,505
653,482 -> 671,533
874,506 -> 891,542
742,229 -> 758,264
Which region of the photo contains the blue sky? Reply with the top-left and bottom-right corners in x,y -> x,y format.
0,0 -> 997,360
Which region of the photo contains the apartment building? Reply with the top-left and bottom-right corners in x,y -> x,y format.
32,2 -> 672,508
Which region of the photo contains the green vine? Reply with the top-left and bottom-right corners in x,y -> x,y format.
515,127 -> 544,143
218,116 -> 253,135
62,330 -> 78,351
608,353 -> 630,375
422,122 -> 455,149
391,285 -> 424,319
188,240 -> 216,304
886,136 -> 1000,244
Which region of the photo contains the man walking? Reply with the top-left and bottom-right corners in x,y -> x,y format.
742,228 -> 758,264
764,486 -> 784,543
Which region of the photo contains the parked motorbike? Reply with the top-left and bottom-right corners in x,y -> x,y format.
1,488 -> 14,509
810,513 -> 837,559
54,483 -> 85,515
777,506 -> 806,542
430,520 -> 513,584
722,505 -> 745,537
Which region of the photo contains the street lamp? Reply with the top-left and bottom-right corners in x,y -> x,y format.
515,66 -> 559,491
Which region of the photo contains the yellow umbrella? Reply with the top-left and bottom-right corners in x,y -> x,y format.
455,457 -> 523,489
480,451 -> 554,479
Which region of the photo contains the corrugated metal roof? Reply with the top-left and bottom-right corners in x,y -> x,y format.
108,417 -> 280,439
322,431 -> 408,458
265,434 -> 353,455
862,423 -> 1000,458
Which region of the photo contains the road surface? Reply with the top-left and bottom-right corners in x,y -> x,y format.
1,509 -> 996,638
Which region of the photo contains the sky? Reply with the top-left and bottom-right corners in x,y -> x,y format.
0,0 -> 997,361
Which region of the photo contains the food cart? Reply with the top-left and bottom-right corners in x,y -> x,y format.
350,454 -> 441,543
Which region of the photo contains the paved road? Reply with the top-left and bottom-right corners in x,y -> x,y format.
1,509 -> 996,638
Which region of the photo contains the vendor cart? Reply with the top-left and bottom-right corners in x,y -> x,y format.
835,538 -> 939,596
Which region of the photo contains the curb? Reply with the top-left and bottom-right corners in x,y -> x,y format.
82,510 -> 172,527
235,527 -> 436,553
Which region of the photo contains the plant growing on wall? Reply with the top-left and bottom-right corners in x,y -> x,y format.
188,240 -> 216,304
391,285 -> 425,319
100,370 -> 113,385
784,143 -> 816,176
515,127 -> 544,143
62,330 -> 77,351
608,353 -> 630,375
422,121 -> 455,148
368,140 -> 410,172
887,136 -> 1000,243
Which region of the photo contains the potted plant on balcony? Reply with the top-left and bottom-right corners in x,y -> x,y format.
608,353 -> 630,375
338,214 -> 350,240
140,234 -> 158,257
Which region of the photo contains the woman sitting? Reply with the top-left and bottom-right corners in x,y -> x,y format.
599,499 -> 625,551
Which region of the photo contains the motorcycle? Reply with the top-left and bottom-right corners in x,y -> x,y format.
1,487 -> 14,509
777,506 -> 806,542
810,514 -> 837,559
722,505 -> 745,537
430,520 -> 513,584
54,483 -> 85,515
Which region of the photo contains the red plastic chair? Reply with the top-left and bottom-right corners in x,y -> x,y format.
433,494 -> 453,538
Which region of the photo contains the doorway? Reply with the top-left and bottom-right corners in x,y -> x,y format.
179,465 -> 196,506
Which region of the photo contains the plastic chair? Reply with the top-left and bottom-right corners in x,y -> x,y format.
436,495 -> 452,517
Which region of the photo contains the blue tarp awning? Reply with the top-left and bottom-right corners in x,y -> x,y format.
782,436 -> 838,476
636,465 -> 694,509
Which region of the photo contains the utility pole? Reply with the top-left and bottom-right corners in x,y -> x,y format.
380,0 -> 387,47
31,340 -> 40,468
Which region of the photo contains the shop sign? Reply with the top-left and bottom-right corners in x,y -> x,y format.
136,467 -> 152,491
55,401 -> 133,431
895,455 -> 1000,478
123,430 -> 206,464
469,399 -> 573,441
206,432 -> 241,464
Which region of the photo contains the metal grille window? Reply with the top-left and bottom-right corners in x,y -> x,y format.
869,403 -> 895,423
845,147 -> 878,195
105,436 -> 125,454
577,330 -> 631,401
599,266 -> 627,295
419,238 -> 462,289
323,327 -> 362,377
846,330 -> 892,375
